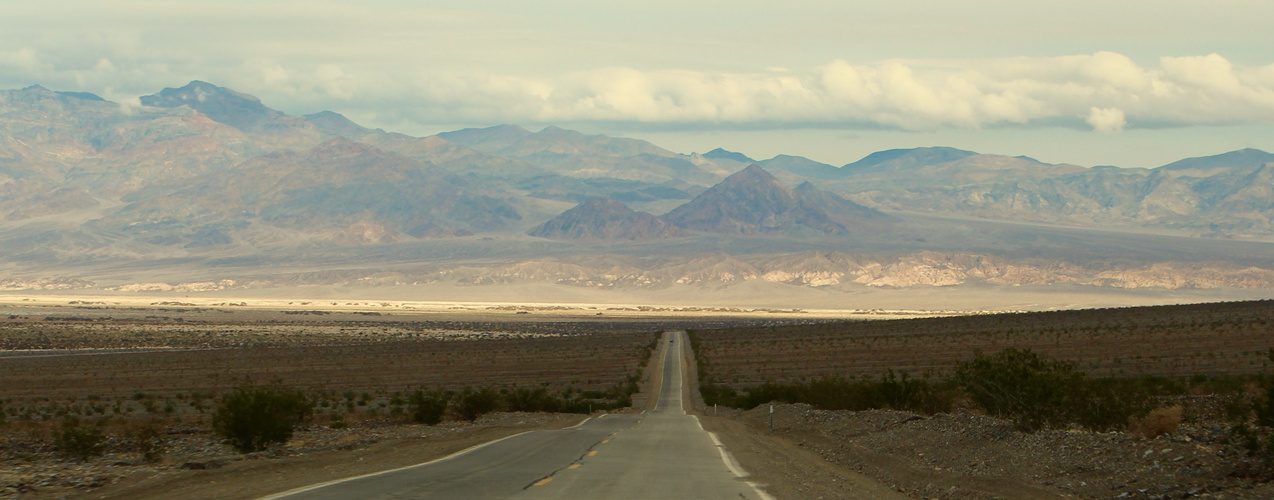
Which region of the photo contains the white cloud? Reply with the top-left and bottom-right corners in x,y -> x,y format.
413,52 -> 1269,132
3,41 -> 1274,135
114,95 -> 142,115
1087,107 -> 1126,133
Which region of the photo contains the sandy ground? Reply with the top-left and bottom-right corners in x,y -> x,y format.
8,276 -> 1274,318
0,291 -> 981,322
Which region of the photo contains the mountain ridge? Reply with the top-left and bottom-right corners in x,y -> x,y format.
5,81 -> 1274,300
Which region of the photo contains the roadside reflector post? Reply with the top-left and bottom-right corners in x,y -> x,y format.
714,403 -> 717,416
769,404 -> 774,432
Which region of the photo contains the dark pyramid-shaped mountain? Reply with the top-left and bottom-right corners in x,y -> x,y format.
660,165 -> 846,235
528,198 -> 685,240
840,147 -> 977,175
140,81 -> 304,134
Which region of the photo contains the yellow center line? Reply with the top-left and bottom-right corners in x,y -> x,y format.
587,450 -> 598,457
601,439 -> 609,444
532,478 -> 553,487
567,464 -> 581,469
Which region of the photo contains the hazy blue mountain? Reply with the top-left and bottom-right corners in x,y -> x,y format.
437,124 -> 534,152
0,84 -> 271,210
55,91 -> 106,101
304,110 -> 378,138
94,138 -> 521,247
759,155 -> 843,180
703,148 -> 755,163
9,79 -> 1274,282
840,146 -> 978,175
441,125 -> 720,184
1156,148 -> 1274,172
140,81 -> 316,138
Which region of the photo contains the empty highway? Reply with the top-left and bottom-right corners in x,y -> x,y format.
266,330 -> 770,499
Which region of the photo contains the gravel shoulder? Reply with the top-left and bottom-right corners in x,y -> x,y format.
682,338 -> 1274,500
681,331 -> 908,499
698,412 -> 908,499
704,403 -> 1274,500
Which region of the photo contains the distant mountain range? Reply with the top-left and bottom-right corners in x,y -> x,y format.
2,81 -> 1274,297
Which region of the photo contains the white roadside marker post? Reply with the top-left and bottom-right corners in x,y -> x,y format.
769,404 -> 774,432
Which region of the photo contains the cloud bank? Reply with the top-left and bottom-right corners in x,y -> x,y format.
3,47 -> 1273,134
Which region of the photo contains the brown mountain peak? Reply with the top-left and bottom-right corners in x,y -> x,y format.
661,165 -> 847,236
528,198 -> 685,241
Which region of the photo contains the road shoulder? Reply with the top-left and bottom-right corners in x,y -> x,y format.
698,411 -> 909,499
69,414 -> 584,500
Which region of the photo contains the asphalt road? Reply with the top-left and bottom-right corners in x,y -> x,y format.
267,331 -> 769,499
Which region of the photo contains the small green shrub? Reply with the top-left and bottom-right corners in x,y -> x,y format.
955,348 -> 1084,432
504,387 -> 557,413
700,383 -> 738,407
1072,377 -> 1155,432
211,382 -> 313,453
408,388 -> 452,425
1255,374 -> 1274,429
878,370 -> 955,415
455,387 -> 501,421
126,419 -> 167,463
54,417 -> 106,461
702,371 -> 954,415
1234,368 -> 1274,461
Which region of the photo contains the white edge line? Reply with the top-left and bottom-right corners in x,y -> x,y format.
699,418 -> 772,500
748,481 -> 777,500
681,333 -> 772,499
258,417 -> 591,500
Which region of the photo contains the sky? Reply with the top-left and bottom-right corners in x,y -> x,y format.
2,0 -> 1273,168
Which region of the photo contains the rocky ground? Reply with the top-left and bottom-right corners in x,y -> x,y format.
711,403 -> 1274,499
0,412 -> 584,499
